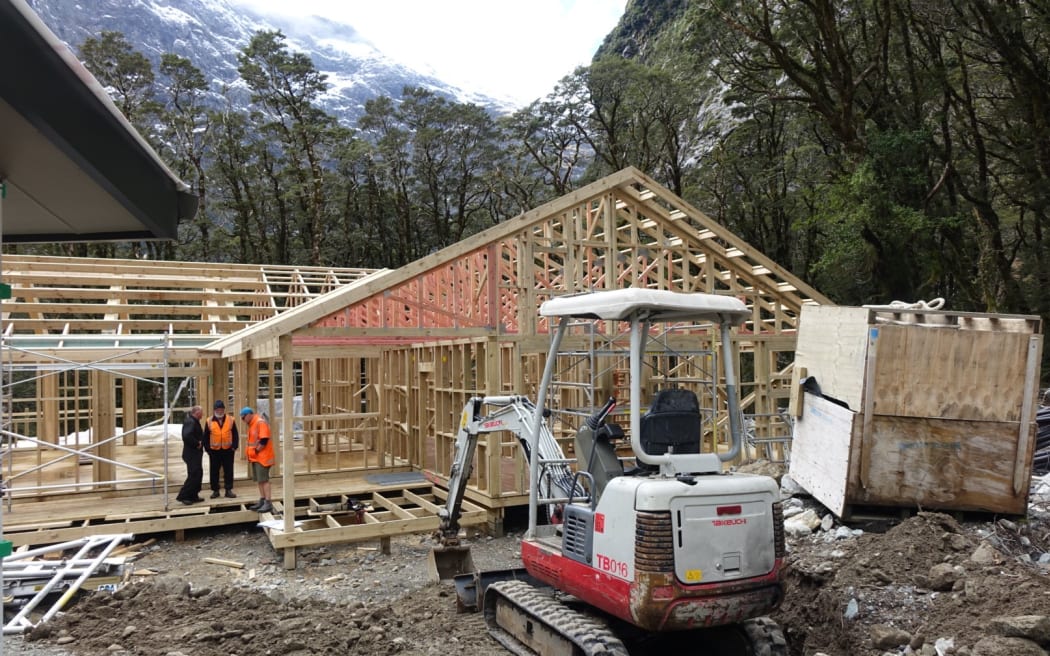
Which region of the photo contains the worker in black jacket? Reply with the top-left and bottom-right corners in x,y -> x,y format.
176,405 -> 205,505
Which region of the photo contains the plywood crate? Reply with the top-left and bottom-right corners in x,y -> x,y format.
789,305 -> 1043,517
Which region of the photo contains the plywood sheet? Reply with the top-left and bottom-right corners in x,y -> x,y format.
854,415 -> 1027,515
788,392 -> 856,516
872,326 -> 1032,422
794,306 -> 871,411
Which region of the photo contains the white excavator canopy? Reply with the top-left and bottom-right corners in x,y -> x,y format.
540,289 -> 749,326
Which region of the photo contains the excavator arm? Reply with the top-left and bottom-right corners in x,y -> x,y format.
435,395 -> 582,547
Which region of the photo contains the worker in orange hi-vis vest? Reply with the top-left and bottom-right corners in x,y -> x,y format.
204,400 -> 239,499
240,407 -> 275,514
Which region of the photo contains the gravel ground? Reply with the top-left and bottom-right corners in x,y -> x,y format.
6,484 -> 1050,655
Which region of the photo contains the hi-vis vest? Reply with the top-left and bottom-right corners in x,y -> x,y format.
208,415 -> 235,450
247,415 -> 274,467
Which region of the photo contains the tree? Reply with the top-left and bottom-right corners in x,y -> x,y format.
157,54 -> 213,261
398,88 -> 499,247
237,30 -> 337,265
79,31 -> 157,129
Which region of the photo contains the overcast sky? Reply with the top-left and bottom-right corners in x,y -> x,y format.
227,0 -> 627,105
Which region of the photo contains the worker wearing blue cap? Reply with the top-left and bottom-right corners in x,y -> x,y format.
240,407 -> 274,513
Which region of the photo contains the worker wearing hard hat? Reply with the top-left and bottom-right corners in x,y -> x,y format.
240,407 -> 274,513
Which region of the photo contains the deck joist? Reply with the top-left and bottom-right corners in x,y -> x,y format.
0,473 -> 486,550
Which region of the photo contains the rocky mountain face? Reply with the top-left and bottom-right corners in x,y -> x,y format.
26,0 -> 515,124
594,0 -> 688,60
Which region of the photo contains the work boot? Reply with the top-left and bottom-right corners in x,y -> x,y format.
225,490 -> 237,498
210,491 -> 220,499
248,498 -> 264,511
256,500 -> 274,513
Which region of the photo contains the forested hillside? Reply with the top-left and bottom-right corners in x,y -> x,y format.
18,0 -> 1050,324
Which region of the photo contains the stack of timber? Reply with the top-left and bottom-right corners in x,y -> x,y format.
789,304 -> 1043,517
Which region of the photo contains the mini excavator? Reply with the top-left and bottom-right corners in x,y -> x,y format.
431,289 -> 787,655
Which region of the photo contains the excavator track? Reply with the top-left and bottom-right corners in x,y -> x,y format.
482,580 -> 629,656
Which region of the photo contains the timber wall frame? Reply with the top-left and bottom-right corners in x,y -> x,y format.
203,168 -> 830,541
1,169 -> 829,557
0,256 -> 377,500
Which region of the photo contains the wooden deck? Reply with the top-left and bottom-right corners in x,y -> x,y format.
1,467 -> 488,556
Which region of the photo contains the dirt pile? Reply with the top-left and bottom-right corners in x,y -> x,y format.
775,511 -> 1050,655
27,575 -> 492,656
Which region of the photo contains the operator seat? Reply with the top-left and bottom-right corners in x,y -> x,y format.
640,388 -> 702,458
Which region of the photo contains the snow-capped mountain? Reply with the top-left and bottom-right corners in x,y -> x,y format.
26,0 -> 517,123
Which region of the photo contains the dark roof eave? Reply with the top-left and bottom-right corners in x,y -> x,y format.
0,0 -> 197,241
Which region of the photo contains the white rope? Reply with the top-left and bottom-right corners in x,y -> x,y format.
863,297 -> 945,311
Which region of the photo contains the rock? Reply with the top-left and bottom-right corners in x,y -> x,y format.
782,497 -> 806,515
971,636 -> 1048,655
949,533 -> 971,551
918,645 -> 938,656
870,624 -> 912,650
150,576 -> 192,598
27,623 -> 53,641
821,514 -> 835,531
987,616 -> 1050,644
56,636 -> 76,645
872,569 -> 893,584
844,597 -> 859,620
935,637 -> 956,655
780,473 -> 806,497
928,563 -> 965,591
784,512 -> 816,538
737,459 -> 784,481
970,542 -> 1002,565
803,508 -> 823,528
121,625 -> 136,639
834,526 -> 854,540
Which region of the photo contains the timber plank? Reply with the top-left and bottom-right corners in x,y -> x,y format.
264,485 -> 485,550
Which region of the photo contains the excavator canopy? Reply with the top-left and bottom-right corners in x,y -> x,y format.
540,288 -> 749,326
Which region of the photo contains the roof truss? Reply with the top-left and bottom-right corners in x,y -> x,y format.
307,167 -> 827,341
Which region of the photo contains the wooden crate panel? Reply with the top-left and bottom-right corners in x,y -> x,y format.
872,326 -> 1032,422
788,393 -> 856,516
791,305 -> 1041,517
794,305 -> 871,410
854,415 -> 1027,515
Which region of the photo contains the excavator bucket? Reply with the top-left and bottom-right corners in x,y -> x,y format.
427,545 -> 475,583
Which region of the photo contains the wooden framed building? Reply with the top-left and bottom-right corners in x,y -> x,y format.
200,168 -> 827,560
1,167 -> 829,559
0,255 -> 375,499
